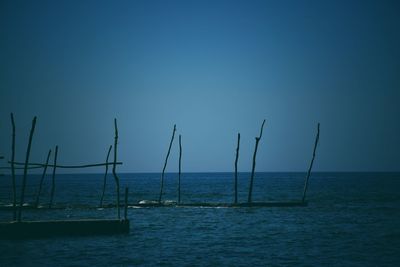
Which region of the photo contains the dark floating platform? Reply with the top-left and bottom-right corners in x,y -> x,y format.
0,219 -> 130,239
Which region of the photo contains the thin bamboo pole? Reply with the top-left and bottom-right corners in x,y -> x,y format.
247,119 -> 266,203
100,145 -> 112,207
234,133 -> 240,204
158,124 -> 176,203
17,116 -> 37,222
302,123 -> 320,202
178,134 -> 182,204
9,161 -> 122,168
0,166 -> 43,170
49,146 -> 58,208
112,119 -> 121,219
35,149 -> 52,208
124,187 -> 128,220
10,113 -> 16,220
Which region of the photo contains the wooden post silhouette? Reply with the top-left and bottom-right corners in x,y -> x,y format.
158,124 -> 176,203
35,149 -> 52,208
49,146 -> 58,208
18,116 -> 37,222
112,119 -> 121,219
124,187 -> 128,220
10,113 -> 16,220
302,123 -> 320,202
178,134 -> 182,204
11,161 -> 121,169
100,145 -> 112,207
247,119 -> 266,203
234,133 -> 240,204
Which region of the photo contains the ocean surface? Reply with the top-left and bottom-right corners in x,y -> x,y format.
0,172 -> 399,266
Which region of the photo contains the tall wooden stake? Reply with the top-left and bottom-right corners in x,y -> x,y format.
247,119 -> 266,203
124,187 -> 128,220
17,116 -> 37,222
35,149 -> 52,208
158,124 -> 176,203
49,145 -> 58,208
234,133 -> 240,204
112,119 -> 121,219
178,134 -> 182,204
302,123 -> 320,202
100,145 -> 112,207
10,113 -> 16,220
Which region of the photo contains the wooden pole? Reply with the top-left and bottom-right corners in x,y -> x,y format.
9,161 -> 122,169
302,123 -> 320,203
124,187 -> 128,220
112,119 -> 121,219
0,166 -> 43,170
35,149 -> 52,208
234,133 -> 240,204
158,124 -> 176,203
100,145 -> 112,207
49,145 -> 58,208
17,116 -> 37,222
10,113 -> 16,220
247,119 -> 266,203
178,134 -> 182,204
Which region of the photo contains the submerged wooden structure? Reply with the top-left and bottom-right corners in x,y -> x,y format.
132,201 -> 307,208
0,114 -> 130,239
0,114 -> 320,237
134,120 -> 319,208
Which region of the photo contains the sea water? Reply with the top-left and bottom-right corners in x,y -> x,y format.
0,172 -> 399,266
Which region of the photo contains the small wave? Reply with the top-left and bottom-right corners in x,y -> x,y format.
138,200 -> 158,204
163,200 -> 177,205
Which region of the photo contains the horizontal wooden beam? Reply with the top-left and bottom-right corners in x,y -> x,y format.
6,161 -> 122,169
0,166 -> 43,170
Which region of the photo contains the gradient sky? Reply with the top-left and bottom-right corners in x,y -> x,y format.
1,0 -> 399,173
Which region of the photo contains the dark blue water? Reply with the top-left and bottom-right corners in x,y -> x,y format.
1,172 -> 399,266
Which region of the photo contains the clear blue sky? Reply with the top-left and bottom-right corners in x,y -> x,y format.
1,0 -> 399,172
